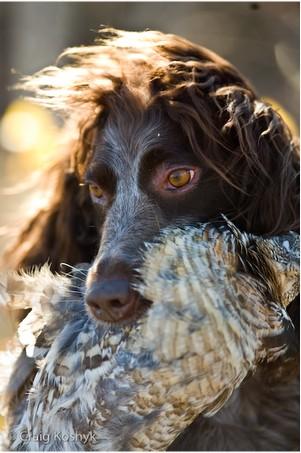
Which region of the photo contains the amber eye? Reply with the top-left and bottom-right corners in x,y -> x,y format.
89,183 -> 104,198
167,169 -> 194,188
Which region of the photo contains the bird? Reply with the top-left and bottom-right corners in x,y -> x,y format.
0,219 -> 299,451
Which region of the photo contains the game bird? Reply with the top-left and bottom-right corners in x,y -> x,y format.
0,219 -> 299,451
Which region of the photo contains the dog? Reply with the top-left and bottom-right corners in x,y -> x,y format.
3,28 -> 299,450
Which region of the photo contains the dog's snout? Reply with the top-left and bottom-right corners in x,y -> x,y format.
86,278 -> 138,323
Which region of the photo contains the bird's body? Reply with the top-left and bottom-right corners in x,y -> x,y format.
0,220 -> 299,451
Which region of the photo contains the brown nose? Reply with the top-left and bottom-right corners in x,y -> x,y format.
86,278 -> 138,323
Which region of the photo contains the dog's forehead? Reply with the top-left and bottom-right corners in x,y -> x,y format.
93,106 -> 178,176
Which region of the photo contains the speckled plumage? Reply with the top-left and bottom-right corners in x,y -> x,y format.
1,220 -> 299,451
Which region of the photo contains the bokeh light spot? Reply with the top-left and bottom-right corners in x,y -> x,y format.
0,100 -> 59,165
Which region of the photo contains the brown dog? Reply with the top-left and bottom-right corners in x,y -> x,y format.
4,29 -> 299,450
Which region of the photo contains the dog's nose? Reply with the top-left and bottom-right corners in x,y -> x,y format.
86,278 -> 138,323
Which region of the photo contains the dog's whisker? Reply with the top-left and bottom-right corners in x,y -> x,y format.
59,263 -> 87,273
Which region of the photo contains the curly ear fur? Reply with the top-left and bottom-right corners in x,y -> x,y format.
160,84 -> 299,236
215,88 -> 299,235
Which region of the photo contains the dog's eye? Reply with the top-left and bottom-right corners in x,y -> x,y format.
167,169 -> 194,188
89,183 -> 103,198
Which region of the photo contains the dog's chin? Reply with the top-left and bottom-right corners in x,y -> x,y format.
86,296 -> 152,328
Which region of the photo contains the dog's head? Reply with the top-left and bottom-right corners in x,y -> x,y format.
82,87 -> 236,323
13,29 -> 299,324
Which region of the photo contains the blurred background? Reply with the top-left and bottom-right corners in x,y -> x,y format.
0,0 -> 299,433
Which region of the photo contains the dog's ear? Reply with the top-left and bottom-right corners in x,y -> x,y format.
215,88 -> 299,235
215,89 -> 300,337
3,159 -> 99,272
